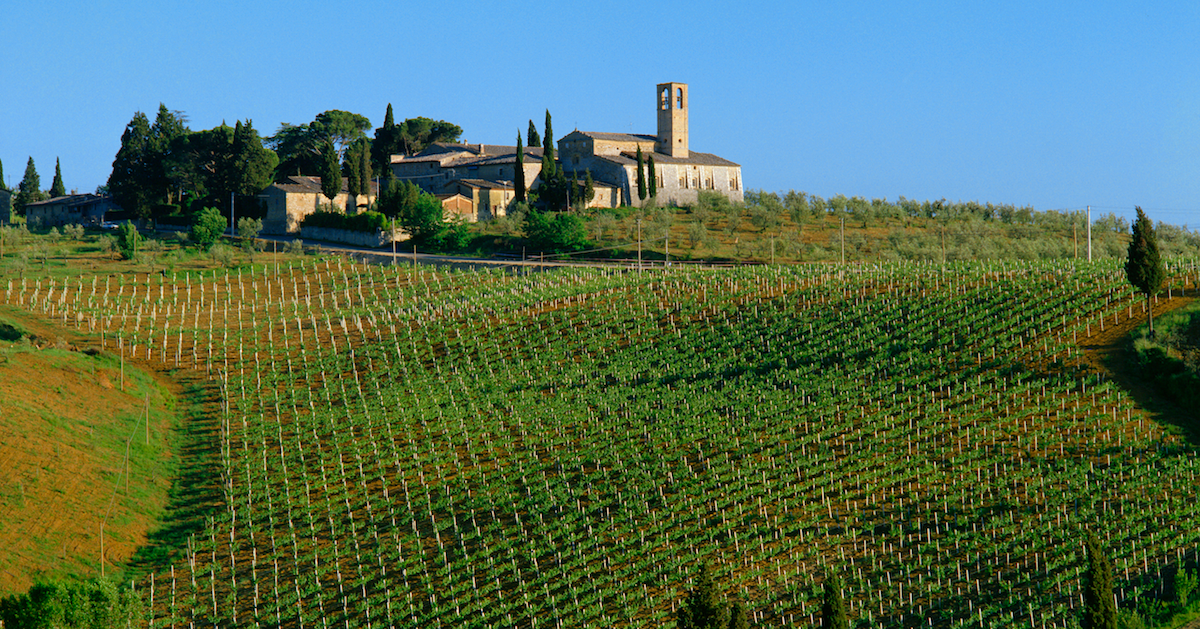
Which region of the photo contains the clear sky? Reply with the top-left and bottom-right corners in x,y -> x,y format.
3,0 -> 1198,227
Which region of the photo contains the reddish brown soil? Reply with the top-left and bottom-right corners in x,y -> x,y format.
0,306 -> 179,595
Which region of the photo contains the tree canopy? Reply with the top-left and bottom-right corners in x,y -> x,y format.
1082,532 -> 1117,629
1125,206 -> 1166,335
319,139 -> 341,202
14,157 -> 45,216
268,109 -> 372,180
50,158 -> 66,197
393,117 -> 463,156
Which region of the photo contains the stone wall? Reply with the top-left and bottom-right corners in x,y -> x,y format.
299,227 -> 406,247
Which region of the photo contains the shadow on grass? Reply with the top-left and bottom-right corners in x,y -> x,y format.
125,370 -> 224,576
1102,339 -> 1200,448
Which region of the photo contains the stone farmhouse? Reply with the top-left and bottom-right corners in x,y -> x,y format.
24,194 -> 117,227
260,176 -> 379,235
389,82 -> 740,214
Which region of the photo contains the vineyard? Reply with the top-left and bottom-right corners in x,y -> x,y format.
4,255 -> 1200,628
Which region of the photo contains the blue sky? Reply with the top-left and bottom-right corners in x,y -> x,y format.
3,0 -> 1198,227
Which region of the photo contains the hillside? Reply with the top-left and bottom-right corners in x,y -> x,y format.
0,307 -> 181,594
1,252 -> 1198,627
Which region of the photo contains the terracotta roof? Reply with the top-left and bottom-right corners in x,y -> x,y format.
451,178 -> 515,190
266,176 -> 379,195
601,151 -> 740,168
570,131 -> 657,143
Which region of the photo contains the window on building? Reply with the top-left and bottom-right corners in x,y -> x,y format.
680,170 -> 687,188
661,88 -> 670,110
677,88 -> 684,109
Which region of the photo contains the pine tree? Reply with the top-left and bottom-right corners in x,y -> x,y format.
528,120 -> 541,152
514,133 -> 526,203
821,573 -> 849,629
50,158 -> 66,197
108,111 -> 155,218
678,563 -> 729,629
1125,206 -> 1166,337
647,154 -> 657,198
1083,532 -> 1118,629
636,146 -> 647,201
320,139 -> 341,202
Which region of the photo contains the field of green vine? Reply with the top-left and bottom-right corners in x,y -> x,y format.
5,255 -> 1200,628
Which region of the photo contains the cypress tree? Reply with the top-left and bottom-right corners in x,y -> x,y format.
583,169 -> 594,205
0,157 -> 6,191
543,110 -> 554,164
359,140 -> 373,202
343,142 -> 362,211
647,154 -> 657,198
1083,532 -> 1118,629
514,133 -> 526,203
527,120 -> 540,149
319,139 -> 341,202
50,158 -> 66,197
636,146 -> 647,201
1125,206 -> 1166,337
821,573 -> 849,629
678,563 -> 729,629
15,157 -> 43,216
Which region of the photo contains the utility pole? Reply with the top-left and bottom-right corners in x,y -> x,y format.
664,227 -> 669,267
1087,205 -> 1092,262
840,217 -> 846,273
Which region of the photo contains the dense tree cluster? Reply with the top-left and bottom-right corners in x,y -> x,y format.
108,105 -> 277,219
0,578 -> 146,628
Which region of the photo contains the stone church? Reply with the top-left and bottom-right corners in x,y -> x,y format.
387,82 -> 742,213
558,82 -> 743,207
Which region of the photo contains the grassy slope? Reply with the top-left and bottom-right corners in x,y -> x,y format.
0,308 -> 179,595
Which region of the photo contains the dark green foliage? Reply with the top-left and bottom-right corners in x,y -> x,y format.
1129,303 -> 1200,414
636,146 -> 647,201
376,175 -> 421,219
344,141 -> 363,199
1125,206 -> 1166,335
269,110 -> 371,180
1083,532 -> 1118,629
108,110 -> 156,217
515,134 -> 526,203
394,117 -> 463,156
0,577 -> 147,628
300,210 -> 390,233
543,109 -> 554,164
190,206 -> 227,250
728,600 -> 750,629
229,119 -> 277,197
50,158 -> 65,197
647,154 -> 657,199
527,119 -> 541,148
0,157 -> 6,191
678,563 -> 730,629
14,157 -> 45,216
116,221 -> 141,260
319,140 -> 341,201
822,573 -> 849,629
358,139 -> 372,198
371,103 -> 400,176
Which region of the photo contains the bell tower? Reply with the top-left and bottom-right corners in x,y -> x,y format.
656,82 -> 689,158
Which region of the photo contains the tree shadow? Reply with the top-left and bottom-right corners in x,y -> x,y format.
125,370 -> 225,575
1101,338 -> 1200,447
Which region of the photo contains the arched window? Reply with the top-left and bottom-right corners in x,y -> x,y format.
661,88 -> 670,110
676,88 -> 684,109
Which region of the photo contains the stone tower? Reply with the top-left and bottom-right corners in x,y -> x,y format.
656,82 -> 689,158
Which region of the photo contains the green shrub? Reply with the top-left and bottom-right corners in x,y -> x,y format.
301,210 -> 389,233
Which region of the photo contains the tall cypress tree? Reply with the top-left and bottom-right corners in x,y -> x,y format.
514,133 -> 526,203
0,157 -> 6,191
527,120 -> 540,149
635,146 -> 647,201
821,573 -> 849,629
728,601 -> 750,629
358,140 -> 373,203
1083,532 -> 1118,629
319,139 -> 341,203
108,111 -> 155,218
50,158 -> 66,197
1125,206 -> 1166,337
372,103 -> 400,175
647,154 -> 657,198
543,109 -> 554,164
343,141 -> 362,210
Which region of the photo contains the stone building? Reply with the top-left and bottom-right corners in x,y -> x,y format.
23,194 -> 116,227
259,176 -> 379,234
387,82 -> 741,213
558,83 -> 743,207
